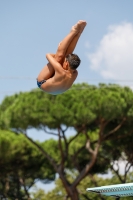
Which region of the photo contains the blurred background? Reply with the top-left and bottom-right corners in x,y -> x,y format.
1,0 -> 133,102
1,1 -> 133,199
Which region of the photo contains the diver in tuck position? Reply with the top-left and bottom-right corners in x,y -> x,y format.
37,20 -> 87,95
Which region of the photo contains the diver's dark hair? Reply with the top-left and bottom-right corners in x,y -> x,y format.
66,53 -> 81,69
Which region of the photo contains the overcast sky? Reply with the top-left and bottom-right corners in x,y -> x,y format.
1,0 -> 133,191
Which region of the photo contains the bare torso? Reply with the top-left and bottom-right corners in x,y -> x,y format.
40,69 -> 78,95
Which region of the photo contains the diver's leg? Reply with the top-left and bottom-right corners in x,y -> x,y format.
37,21 -> 86,81
55,21 -> 83,63
65,21 -> 87,55
37,21 -> 80,81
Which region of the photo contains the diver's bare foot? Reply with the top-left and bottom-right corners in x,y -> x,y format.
71,20 -> 87,34
71,21 -> 82,33
78,20 -> 87,33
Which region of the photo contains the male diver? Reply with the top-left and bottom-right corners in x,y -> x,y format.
37,20 -> 87,95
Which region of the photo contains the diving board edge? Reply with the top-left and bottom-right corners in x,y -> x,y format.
86,183 -> 133,197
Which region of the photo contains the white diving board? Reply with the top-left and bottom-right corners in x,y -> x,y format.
86,183 -> 133,198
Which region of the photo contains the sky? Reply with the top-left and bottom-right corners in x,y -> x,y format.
1,0 -> 133,192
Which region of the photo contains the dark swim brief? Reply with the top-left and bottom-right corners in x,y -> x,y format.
37,80 -> 46,88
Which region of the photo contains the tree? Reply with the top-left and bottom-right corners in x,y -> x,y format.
0,130 -> 55,200
1,83 -> 133,200
31,173 -> 133,200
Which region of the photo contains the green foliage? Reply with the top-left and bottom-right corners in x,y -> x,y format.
31,173 -> 133,200
1,83 -> 133,200
2,83 -> 133,131
30,186 -> 46,200
0,130 -> 56,199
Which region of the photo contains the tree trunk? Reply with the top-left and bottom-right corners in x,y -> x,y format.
69,188 -> 79,200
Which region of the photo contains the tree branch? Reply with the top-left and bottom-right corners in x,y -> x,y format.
68,126 -> 88,145
72,142 -> 101,188
23,131 -> 73,197
62,125 -> 68,133
79,192 -> 93,200
68,132 -> 80,145
110,162 -> 125,183
61,127 -> 69,160
124,162 -> 132,182
112,130 -> 133,141
72,146 -> 85,171
58,127 -> 65,170
103,119 -> 126,140
41,125 -> 60,137
19,177 -> 31,199
86,140 -> 95,154
23,133 -> 58,172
